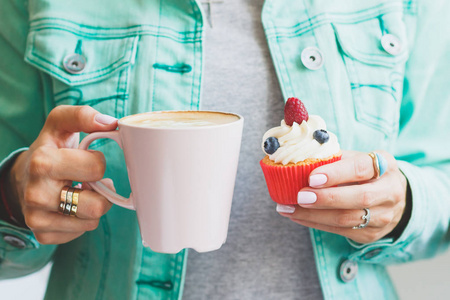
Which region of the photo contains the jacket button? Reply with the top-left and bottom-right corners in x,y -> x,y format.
339,259 -> 358,282
301,47 -> 324,70
381,34 -> 402,55
3,234 -> 27,249
63,53 -> 87,74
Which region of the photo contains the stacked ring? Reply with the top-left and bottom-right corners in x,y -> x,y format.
70,189 -> 80,216
59,185 -> 82,217
59,186 -> 70,213
64,188 -> 75,215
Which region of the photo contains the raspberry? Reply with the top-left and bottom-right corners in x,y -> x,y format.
284,97 -> 309,126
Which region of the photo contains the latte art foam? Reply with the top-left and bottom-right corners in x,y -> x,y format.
121,111 -> 240,129
132,119 -> 218,128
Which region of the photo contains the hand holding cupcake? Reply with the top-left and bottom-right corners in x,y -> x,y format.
260,98 -> 409,244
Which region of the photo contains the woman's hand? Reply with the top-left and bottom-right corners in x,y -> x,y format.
8,105 -> 118,244
277,150 -> 408,244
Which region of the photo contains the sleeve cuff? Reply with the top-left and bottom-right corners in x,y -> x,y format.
0,148 -> 38,248
0,147 -> 29,227
0,147 -> 29,174
0,220 -> 38,251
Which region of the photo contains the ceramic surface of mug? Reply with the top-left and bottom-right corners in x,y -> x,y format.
79,111 -> 244,254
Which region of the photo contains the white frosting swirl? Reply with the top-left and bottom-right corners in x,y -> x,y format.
262,115 -> 340,165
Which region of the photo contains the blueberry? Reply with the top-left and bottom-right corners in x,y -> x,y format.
313,129 -> 329,144
264,137 -> 280,155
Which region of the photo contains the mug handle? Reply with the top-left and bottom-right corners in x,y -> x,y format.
78,131 -> 136,210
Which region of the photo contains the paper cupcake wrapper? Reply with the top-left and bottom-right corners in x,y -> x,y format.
260,155 -> 342,205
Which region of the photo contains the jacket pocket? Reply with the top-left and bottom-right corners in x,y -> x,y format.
333,11 -> 409,136
24,25 -> 139,120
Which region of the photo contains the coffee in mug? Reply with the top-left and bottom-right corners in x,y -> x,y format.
123,111 -> 239,128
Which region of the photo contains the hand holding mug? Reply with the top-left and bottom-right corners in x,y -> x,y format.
7,106 -> 244,252
8,105 -> 117,244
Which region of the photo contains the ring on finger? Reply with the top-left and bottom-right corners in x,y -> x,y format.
70,188 -> 81,217
352,208 -> 370,229
59,185 -> 82,217
63,188 -> 75,215
368,152 -> 388,179
59,186 -> 70,214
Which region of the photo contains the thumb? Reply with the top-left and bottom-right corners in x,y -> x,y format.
44,105 -> 118,136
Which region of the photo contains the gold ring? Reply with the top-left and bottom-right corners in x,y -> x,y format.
70,188 -> 81,217
368,152 -> 380,179
64,188 -> 75,215
59,186 -> 70,214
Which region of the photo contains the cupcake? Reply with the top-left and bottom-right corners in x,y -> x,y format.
260,97 -> 342,205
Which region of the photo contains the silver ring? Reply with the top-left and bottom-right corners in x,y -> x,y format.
63,188 -> 75,215
352,208 -> 370,229
59,186 -> 70,214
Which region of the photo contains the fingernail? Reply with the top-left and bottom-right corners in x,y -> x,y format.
95,113 -> 117,125
309,174 -> 328,187
276,204 -> 295,214
298,191 -> 317,204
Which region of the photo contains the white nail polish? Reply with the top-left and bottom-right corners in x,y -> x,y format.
309,174 -> 327,187
276,204 -> 295,214
95,113 -> 117,125
298,191 -> 317,204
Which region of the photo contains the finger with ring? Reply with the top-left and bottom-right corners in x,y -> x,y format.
368,152 -> 388,179
57,187 -> 112,220
70,188 -> 81,217
352,208 -> 370,229
59,186 -> 83,216
63,187 -> 74,215
59,186 -> 70,214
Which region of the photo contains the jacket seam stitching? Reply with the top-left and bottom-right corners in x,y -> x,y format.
151,0 -> 163,112
95,216 -> 111,300
30,17 -> 199,35
190,0 -> 202,110
265,3 -> 403,39
29,34 -> 133,80
302,0 -> 341,137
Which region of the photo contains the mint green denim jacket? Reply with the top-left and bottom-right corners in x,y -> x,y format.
1,0 -> 450,299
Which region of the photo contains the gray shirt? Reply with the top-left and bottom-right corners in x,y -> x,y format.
183,1 -> 323,299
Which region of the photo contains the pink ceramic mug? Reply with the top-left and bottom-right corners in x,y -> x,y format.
79,111 -> 244,254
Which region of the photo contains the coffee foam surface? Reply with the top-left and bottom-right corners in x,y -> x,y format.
122,111 -> 239,128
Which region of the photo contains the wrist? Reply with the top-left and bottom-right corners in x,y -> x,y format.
0,153 -> 27,228
384,179 -> 412,240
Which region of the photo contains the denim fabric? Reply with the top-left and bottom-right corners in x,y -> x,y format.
1,0 -> 450,299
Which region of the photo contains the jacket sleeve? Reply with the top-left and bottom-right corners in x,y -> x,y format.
0,1 -> 57,279
347,0 -> 450,265
0,152 -> 57,280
